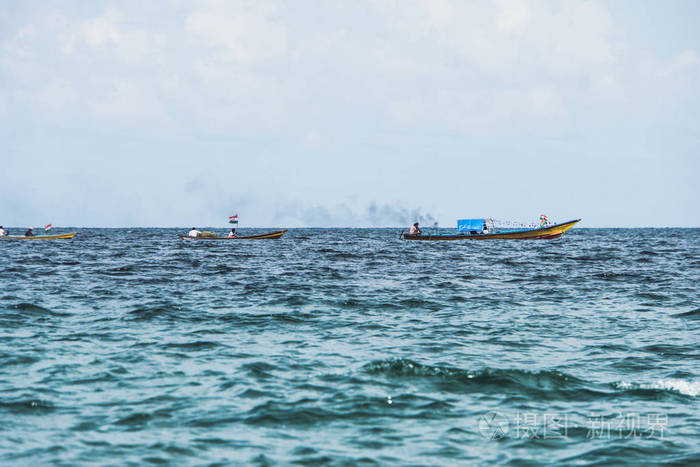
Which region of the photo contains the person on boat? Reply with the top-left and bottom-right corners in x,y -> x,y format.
409,222 -> 422,235
0,226 -> 6,236
25,227 -> 34,237
227,228 -> 238,238
188,227 -> 201,238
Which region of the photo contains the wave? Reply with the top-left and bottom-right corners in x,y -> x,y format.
241,361 -> 279,379
615,379 -> 700,397
3,303 -> 70,317
362,359 -> 590,399
160,341 -> 224,351
99,264 -> 139,276
241,393 -> 449,428
674,308 -> 700,319
263,295 -> 311,307
363,359 -> 699,399
397,298 -> 443,310
124,304 -> 206,323
0,398 -> 55,414
217,311 -> 314,326
0,354 -> 39,366
593,272 -> 645,281
638,250 -> 659,256
638,343 -> 697,358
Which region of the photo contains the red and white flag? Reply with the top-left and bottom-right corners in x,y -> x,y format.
44,224 -> 52,231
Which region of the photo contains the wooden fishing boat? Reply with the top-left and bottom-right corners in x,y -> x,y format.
402,219 -> 580,241
0,232 -> 77,240
178,230 -> 287,240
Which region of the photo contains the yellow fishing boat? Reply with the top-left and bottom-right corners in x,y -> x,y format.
0,232 -> 77,240
178,230 -> 287,240
402,219 -> 580,241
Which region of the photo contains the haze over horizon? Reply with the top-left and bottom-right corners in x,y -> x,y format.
1,0 -> 698,228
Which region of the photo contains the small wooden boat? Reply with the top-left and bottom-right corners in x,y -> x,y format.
178,230 -> 287,240
402,219 -> 580,241
0,232 -> 77,240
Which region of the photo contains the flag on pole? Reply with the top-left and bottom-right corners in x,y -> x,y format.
44,224 -> 52,231
229,215 -> 238,224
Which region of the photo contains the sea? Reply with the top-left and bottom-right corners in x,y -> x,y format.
1,227 -> 698,465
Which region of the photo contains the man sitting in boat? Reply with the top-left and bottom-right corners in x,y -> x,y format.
409,222 -> 422,235
227,228 -> 238,238
188,227 -> 201,238
0,226 -> 6,236
25,227 -> 34,237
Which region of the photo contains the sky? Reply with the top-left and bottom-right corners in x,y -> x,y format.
1,0 -> 698,227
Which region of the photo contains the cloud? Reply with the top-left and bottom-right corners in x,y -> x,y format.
495,0 -> 531,32
83,10 -> 122,47
0,0 -> 626,131
4,0 -> 693,136
304,130 -> 325,148
185,5 -> 287,63
0,1 -> 698,227
654,50 -> 700,78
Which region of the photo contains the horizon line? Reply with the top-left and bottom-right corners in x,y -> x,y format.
2,225 -> 699,229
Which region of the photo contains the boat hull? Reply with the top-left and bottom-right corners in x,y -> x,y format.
402,219 -> 580,241
0,232 -> 77,240
178,230 -> 287,240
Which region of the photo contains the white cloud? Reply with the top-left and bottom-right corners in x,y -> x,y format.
0,1 -> 697,149
304,130 -> 324,148
83,10 -> 122,47
658,49 -> 700,77
676,50 -> 700,67
424,0 -> 457,30
0,0 -> 627,131
495,0 -> 531,32
185,7 -> 287,63
3,25 -> 37,60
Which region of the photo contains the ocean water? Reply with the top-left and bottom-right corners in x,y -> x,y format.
1,227 -> 698,465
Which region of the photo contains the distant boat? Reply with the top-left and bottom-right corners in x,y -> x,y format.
402,219 -> 580,241
178,230 -> 287,241
0,232 -> 77,240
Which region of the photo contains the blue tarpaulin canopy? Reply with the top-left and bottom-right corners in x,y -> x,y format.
457,219 -> 485,232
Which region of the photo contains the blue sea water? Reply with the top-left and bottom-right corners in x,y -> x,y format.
0,227 -> 698,465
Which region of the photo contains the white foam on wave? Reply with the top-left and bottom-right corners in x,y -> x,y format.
616,379 -> 700,397
649,379 -> 700,397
